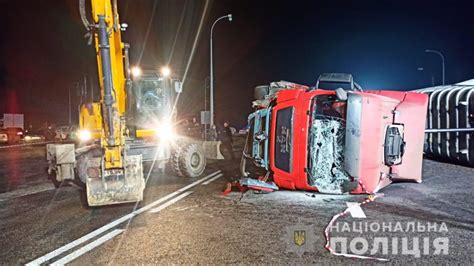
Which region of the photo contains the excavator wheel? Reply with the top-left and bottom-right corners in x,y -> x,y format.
178,143 -> 206,178
170,145 -> 184,177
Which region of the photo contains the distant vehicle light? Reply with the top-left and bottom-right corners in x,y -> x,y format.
78,129 -> 92,142
17,131 -> 23,135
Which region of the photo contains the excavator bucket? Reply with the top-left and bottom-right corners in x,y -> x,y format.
86,155 -> 145,206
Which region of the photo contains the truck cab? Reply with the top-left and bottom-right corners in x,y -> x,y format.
243,74 -> 429,194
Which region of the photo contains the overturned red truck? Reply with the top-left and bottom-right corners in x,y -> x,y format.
241,73 -> 428,194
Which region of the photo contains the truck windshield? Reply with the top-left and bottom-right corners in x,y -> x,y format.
307,95 -> 352,194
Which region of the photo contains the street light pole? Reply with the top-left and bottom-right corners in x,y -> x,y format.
68,86 -> 72,125
204,76 -> 209,141
425,49 -> 445,85
209,14 -> 232,128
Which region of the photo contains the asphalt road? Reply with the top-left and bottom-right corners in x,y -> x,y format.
0,144 -> 50,193
0,144 -> 472,265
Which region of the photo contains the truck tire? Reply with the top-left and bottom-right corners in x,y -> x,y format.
170,146 -> 184,177
254,85 -> 269,100
179,143 -> 206,178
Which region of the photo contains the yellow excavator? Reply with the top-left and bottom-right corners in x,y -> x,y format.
46,0 -> 223,206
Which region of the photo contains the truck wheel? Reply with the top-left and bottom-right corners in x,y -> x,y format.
254,85 -> 269,100
179,143 -> 206,178
47,168 -> 62,188
170,146 -> 184,177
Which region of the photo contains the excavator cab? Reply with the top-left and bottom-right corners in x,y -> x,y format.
128,72 -> 177,138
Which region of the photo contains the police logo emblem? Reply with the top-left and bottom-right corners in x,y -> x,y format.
294,230 -> 306,246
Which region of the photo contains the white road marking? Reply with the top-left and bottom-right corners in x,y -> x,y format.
346,202 -> 367,218
149,191 -> 193,213
202,173 -> 223,185
50,229 -> 124,266
25,170 -> 221,265
0,141 -> 53,149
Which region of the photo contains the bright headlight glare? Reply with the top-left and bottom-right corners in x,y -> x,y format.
155,122 -> 175,141
78,129 -> 92,142
131,66 -> 142,78
160,66 -> 171,77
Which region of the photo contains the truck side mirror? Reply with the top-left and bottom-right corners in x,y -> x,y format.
174,80 -> 183,94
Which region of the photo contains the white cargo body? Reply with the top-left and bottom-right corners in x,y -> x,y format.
3,114 -> 24,129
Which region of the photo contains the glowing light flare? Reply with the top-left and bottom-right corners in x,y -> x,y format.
131,66 -> 142,78
160,66 -> 171,77
78,129 -> 92,142
155,121 -> 176,142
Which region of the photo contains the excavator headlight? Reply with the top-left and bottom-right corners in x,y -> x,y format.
78,129 -> 92,142
155,122 -> 175,142
131,66 -> 142,78
160,66 -> 171,77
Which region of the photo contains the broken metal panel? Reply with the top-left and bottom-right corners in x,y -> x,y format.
308,118 -> 352,194
252,81 -> 308,109
86,155 -> 144,206
247,108 -> 271,169
239,178 -> 279,191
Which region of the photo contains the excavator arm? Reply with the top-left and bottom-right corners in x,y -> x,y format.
80,0 -> 145,206
47,0 -> 144,206
90,0 -> 126,169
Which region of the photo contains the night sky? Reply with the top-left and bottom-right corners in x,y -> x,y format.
1,0 -> 474,128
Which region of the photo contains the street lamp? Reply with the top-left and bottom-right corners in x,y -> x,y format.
209,14 -> 232,128
68,85 -> 72,125
417,67 -> 435,86
425,49 -> 445,85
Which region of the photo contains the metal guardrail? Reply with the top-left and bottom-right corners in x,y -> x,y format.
415,85 -> 473,166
